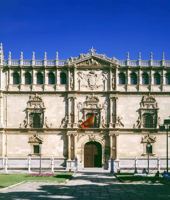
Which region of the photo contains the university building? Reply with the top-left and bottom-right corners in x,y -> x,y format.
0,43 -> 170,172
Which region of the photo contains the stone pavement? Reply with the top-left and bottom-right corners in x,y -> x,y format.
0,172 -> 170,200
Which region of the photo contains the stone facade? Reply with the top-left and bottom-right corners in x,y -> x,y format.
0,44 -> 170,172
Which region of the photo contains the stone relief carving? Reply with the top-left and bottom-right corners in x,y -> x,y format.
60,115 -> 68,128
28,134 -> 43,144
141,134 -> 156,143
70,72 -> 74,90
101,116 -> 107,128
133,116 -> 141,128
115,116 -> 124,127
77,71 -> 104,90
87,71 -> 98,90
88,134 -> 96,141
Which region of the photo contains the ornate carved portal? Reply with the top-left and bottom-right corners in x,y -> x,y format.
134,95 -> 159,128
20,94 -> 49,128
79,95 -> 101,128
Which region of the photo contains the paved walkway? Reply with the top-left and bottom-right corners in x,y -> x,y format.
0,172 -> 170,199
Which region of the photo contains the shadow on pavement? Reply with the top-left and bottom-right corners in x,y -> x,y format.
0,172 -> 170,200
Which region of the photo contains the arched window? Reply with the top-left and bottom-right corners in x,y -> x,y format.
13,72 -> 20,85
154,73 -> 161,85
48,72 -> 55,84
142,72 -> 149,85
143,113 -> 154,128
130,72 -> 137,85
37,72 -> 44,85
118,72 -> 126,85
25,72 -> 32,85
166,73 -> 170,85
60,72 -> 67,84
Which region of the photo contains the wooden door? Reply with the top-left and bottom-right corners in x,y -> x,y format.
84,142 -> 102,167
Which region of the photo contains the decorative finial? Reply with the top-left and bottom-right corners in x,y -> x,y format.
56,51 -> 59,60
8,51 -> 11,60
126,52 -> 130,60
138,52 -> 142,60
0,43 -> 4,65
44,52 -> 47,60
0,43 -> 3,51
150,52 -> 153,60
89,47 -> 96,55
162,51 -> 165,60
20,51 -> 23,60
32,51 -> 35,60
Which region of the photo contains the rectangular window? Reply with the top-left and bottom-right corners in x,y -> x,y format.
146,144 -> 153,154
33,145 -> 40,154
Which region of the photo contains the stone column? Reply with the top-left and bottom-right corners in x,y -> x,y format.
151,70 -> 154,85
157,157 -> 160,172
0,93 -> 4,128
51,157 -> 54,173
73,65 -> 77,90
67,97 -> 72,127
150,70 -> 154,91
44,69 -> 48,85
67,68 -> 70,91
127,68 -> 130,86
9,69 -> 12,85
109,97 -> 113,128
115,66 -> 118,90
138,69 -> 142,91
109,133 -> 117,160
162,69 -> 166,91
67,134 -> 72,160
73,97 -> 77,127
20,69 -> 24,85
109,96 -> 117,128
32,70 -> 36,85
55,68 -> 58,87
109,67 -> 112,91
28,156 -> 31,173
4,156 -> 8,173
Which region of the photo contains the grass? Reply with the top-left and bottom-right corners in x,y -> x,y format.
115,173 -> 169,184
0,172 -> 72,189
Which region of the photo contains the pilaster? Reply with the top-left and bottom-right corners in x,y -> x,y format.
109,132 -> 118,160
109,96 -> 117,128
67,68 -> 70,91
73,65 -> 77,90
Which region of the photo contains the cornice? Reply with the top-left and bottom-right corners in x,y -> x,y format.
1,90 -> 170,95
1,127 -> 161,133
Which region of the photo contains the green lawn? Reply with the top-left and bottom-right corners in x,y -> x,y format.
115,173 -> 169,184
0,173 -> 72,189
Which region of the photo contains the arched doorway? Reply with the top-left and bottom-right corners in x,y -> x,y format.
84,141 -> 102,168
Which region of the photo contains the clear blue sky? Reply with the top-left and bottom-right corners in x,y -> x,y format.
0,0 -> 170,60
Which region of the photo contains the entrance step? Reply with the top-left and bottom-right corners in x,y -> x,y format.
78,168 -> 109,173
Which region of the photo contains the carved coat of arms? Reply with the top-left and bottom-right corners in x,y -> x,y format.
87,71 -> 98,90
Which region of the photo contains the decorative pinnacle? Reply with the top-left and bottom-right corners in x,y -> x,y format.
162,51 -> 165,60
32,51 -> 35,60
56,51 -> 59,60
138,52 -> 142,60
89,46 -> 96,55
8,51 -> 11,60
150,52 -> 153,60
126,52 -> 130,60
0,43 -> 3,64
44,52 -> 47,60
0,43 -> 3,51
20,51 -> 23,60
